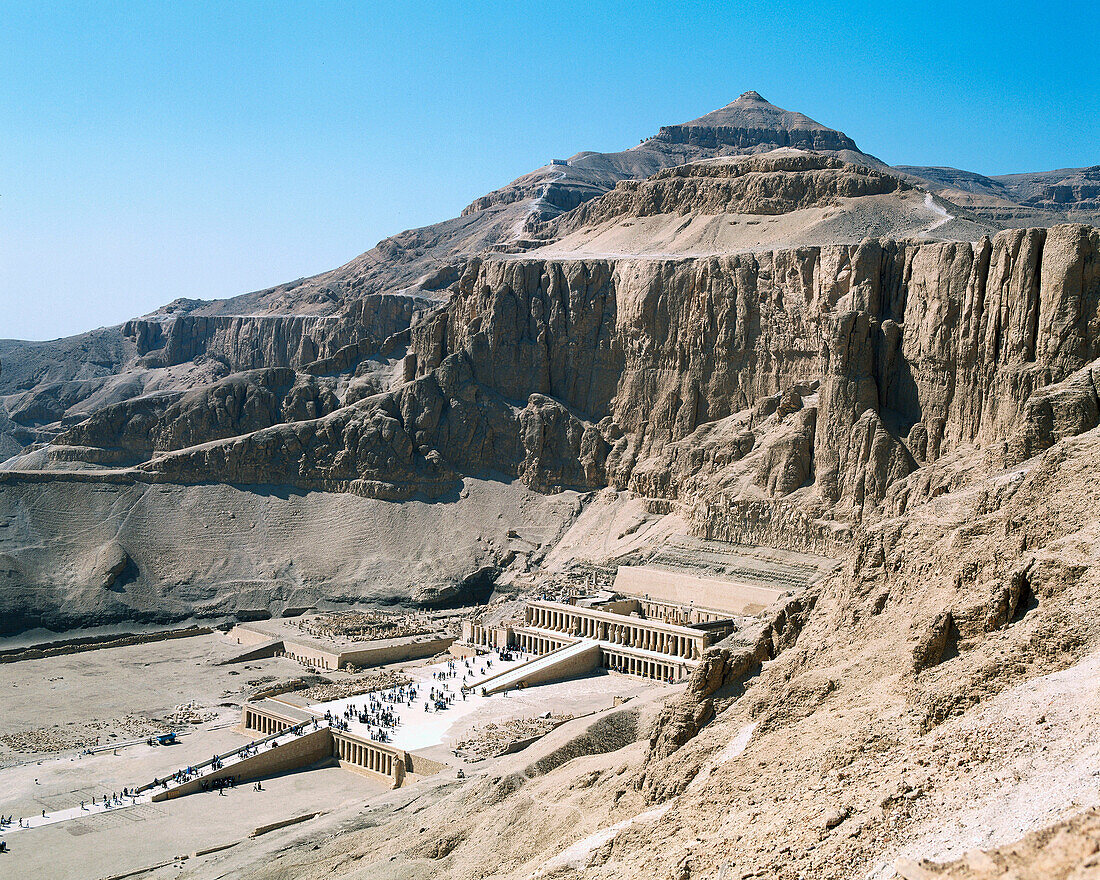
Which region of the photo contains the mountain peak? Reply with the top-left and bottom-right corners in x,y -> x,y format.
654,92 -> 862,155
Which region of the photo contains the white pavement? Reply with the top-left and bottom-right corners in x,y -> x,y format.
5,791 -> 153,832
307,650 -> 537,752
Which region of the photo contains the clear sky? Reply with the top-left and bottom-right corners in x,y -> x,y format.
1,0 -> 1096,340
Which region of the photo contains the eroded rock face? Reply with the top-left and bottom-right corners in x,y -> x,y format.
122,293 -> 429,372
1008,359 -> 1100,463
553,154 -> 907,229
656,91 -> 863,154
106,224 -> 1098,543
55,367 -> 349,462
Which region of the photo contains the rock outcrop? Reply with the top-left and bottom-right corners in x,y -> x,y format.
44,224 -> 1089,547
654,90 -> 863,155
549,154 -> 908,230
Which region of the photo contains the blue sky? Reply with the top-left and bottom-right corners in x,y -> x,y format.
2,1 -> 1096,340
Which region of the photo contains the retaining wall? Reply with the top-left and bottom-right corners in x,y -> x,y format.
151,728 -> 334,801
0,626 -> 211,664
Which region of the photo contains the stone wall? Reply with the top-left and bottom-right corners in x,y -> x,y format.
152,727 -> 334,801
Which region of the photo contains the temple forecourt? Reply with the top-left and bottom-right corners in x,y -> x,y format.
2,542 -> 835,844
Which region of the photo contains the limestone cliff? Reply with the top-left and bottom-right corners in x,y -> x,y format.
547,154 -> 908,228
70,223 -> 1093,559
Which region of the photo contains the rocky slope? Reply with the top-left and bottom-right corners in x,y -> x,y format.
898,163 -> 1100,227
0,476 -> 577,635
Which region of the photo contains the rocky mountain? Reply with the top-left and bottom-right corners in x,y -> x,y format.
2,95 -> 1099,633
897,163 -> 1100,226
3,93 -> 1092,451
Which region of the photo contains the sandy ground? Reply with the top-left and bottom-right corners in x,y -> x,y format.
0,759 -> 376,880
0,632 -> 304,766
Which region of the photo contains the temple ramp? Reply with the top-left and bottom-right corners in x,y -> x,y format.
151,726 -> 334,801
474,639 -> 601,695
